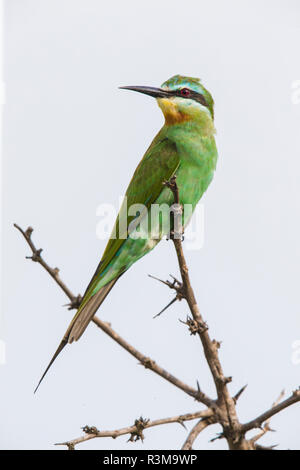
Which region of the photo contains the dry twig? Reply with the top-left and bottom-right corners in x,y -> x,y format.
55,410 -> 213,449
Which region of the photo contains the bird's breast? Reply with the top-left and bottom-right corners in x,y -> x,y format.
173,136 -> 218,207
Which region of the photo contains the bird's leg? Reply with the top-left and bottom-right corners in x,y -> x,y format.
169,202 -> 184,241
164,175 -> 184,242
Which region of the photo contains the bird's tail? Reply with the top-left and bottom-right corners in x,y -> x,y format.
34,277 -> 119,393
68,277 -> 119,343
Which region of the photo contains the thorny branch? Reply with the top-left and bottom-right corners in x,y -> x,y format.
242,388 -> 300,434
247,391 -> 285,448
55,410 -> 213,449
14,224 -> 82,310
14,176 -> 300,449
13,224 -> 212,407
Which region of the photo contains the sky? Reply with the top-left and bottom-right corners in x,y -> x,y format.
1,0 -> 300,450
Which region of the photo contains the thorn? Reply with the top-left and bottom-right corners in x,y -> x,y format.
169,274 -> 182,285
233,384 -> 248,403
194,380 -> 204,401
148,273 -> 167,283
149,273 -> 185,304
149,273 -> 183,291
148,274 -> 175,290
210,432 -> 224,442
153,297 -> 178,318
177,418 -> 187,430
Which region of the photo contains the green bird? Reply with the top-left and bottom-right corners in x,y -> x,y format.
35,74 -> 218,392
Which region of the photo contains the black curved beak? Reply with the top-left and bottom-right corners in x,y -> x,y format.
119,86 -> 170,99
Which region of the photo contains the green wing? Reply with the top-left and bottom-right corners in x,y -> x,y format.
79,136 -> 180,310
33,136 -> 180,392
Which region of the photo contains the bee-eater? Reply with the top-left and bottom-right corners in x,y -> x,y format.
35,75 -> 218,391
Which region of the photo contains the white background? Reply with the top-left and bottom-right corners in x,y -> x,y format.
1,0 -> 300,450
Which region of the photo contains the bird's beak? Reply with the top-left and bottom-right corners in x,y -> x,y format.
119,86 -> 170,99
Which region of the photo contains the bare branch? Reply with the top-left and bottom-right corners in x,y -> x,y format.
165,177 -> 241,440
14,223 -> 214,408
165,179 -> 233,397
181,417 -> 215,450
248,390 -> 284,445
91,314 -> 214,407
55,409 -> 214,449
15,177 -> 300,450
242,388 -> 300,433
14,224 -> 82,308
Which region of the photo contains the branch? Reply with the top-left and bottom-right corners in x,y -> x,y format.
248,390 -> 284,447
242,388 -> 300,434
15,175 -> 300,450
56,409 -> 214,449
92,314 -> 213,407
165,177 -> 240,436
14,223 -> 213,408
166,178 -> 233,396
181,417 -> 216,450
14,224 -> 82,309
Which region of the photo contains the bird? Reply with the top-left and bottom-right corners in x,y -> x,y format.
34,74 -> 218,392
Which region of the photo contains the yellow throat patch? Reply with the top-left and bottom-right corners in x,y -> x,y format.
157,98 -> 190,125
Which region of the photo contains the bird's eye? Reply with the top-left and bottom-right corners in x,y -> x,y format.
180,88 -> 191,97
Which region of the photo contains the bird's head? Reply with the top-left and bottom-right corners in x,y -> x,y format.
120,75 -> 214,126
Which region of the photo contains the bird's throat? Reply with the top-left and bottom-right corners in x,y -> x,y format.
157,98 -> 191,125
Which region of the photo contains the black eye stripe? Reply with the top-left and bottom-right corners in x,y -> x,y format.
172,88 -> 208,107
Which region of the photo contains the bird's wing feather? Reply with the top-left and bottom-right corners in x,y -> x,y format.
76,136 -> 180,312
34,137 -> 180,392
